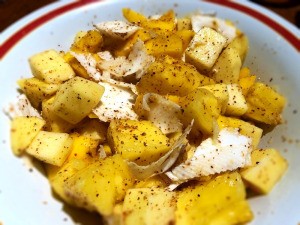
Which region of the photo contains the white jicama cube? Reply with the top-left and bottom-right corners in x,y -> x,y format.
185,27 -> 227,74
26,131 -> 73,166
29,49 -> 75,84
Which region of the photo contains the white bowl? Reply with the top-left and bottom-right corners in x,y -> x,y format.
0,0 -> 299,225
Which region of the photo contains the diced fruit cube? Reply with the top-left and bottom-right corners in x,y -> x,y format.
179,88 -> 221,136
64,155 -> 134,216
17,78 -> 59,108
42,97 -> 75,132
10,116 -> 45,155
243,82 -> 286,125
176,172 -> 247,225
29,49 -> 75,84
137,55 -> 214,96
240,148 -> 288,194
185,27 -> 227,74
122,188 -> 176,225
107,119 -> 170,165
52,77 -> 104,124
209,200 -> 253,225
26,131 -> 73,166
145,33 -> 183,58
210,46 -> 242,84
200,84 -> 229,114
225,84 -> 248,117
65,133 -> 99,163
46,158 -> 90,205
228,34 -> 249,63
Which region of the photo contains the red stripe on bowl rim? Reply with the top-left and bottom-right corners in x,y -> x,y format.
206,0 -> 300,51
0,0 -> 299,59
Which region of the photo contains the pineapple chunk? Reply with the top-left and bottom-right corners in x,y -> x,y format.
107,119 -> 170,165
52,77 -> 104,124
122,188 -> 176,225
42,97 -> 75,132
228,34 -> 249,63
239,75 -> 256,96
26,131 -> 73,166
46,158 -> 90,204
243,82 -> 286,125
185,27 -> 227,74
10,116 -> 45,155
176,172 -> 247,225
201,83 -> 229,114
176,30 -> 195,50
225,84 -> 248,117
210,46 -> 242,84
179,88 -> 221,136
209,200 -> 253,225
17,78 -> 59,108
29,49 -> 75,84
136,55 -> 214,96
65,133 -> 99,163
240,148 -> 288,194
64,155 -> 134,216
75,119 -> 107,142
217,116 -> 262,149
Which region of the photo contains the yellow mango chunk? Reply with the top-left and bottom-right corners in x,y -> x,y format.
52,77 -> 104,124
145,33 -> 183,58
179,88 -> 221,136
239,75 -> 256,96
140,10 -> 176,32
122,188 -> 176,225
17,78 -> 59,109
244,82 -> 286,125
42,97 -> 75,133
176,172 -> 247,225
10,116 -> 45,155
240,148 -> 288,194
209,200 -> 253,225
66,133 -> 99,163
137,55 -> 214,96
29,49 -> 75,84
107,119 -> 170,165
26,131 -> 73,166
64,155 -> 134,216
46,158 -> 90,204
